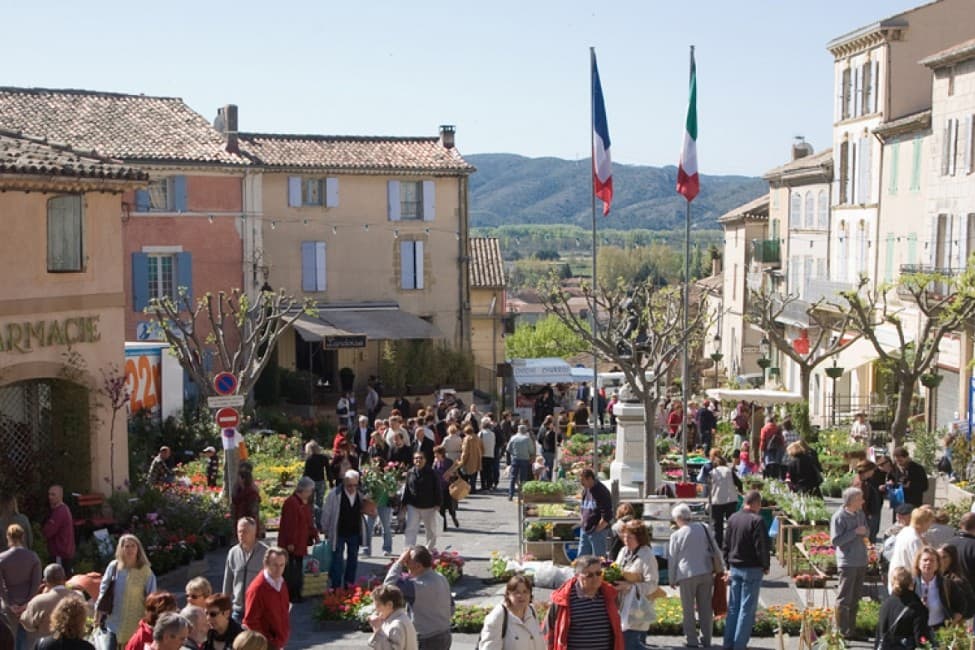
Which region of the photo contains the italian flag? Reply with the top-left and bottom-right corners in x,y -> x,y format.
676,48 -> 699,202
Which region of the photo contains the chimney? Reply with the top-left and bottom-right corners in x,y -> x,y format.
439,124 -> 456,149
215,105 -> 239,154
791,135 -> 813,161
711,252 -> 722,277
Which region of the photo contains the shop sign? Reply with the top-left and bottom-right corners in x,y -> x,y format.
324,334 -> 367,349
0,315 -> 101,353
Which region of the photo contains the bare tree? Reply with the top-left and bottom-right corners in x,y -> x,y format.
542,277 -> 707,494
145,288 -> 308,399
747,285 -> 862,400
830,268 -> 975,446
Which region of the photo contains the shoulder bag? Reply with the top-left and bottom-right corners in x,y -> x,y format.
94,562 -> 118,616
700,523 -> 725,574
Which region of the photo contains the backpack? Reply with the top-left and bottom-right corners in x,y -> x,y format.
475,605 -> 508,649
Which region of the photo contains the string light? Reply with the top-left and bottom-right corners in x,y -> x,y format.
270,221 -> 277,230
393,229 -> 399,239
363,224 -> 369,232
207,214 -> 213,224
302,219 -> 308,226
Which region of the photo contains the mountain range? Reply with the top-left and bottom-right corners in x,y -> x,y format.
466,153 -> 767,230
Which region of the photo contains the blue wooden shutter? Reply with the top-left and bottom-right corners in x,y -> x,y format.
400,240 -> 414,288
388,181 -> 401,221
414,240 -> 424,289
135,190 -> 150,212
132,252 -> 149,311
422,181 -> 435,221
315,241 -> 327,290
172,176 -> 188,212
325,177 -> 339,208
176,252 -> 193,303
301,242 -> 317,291
288,177 -> 302,207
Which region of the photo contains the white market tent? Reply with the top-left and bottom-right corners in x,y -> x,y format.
510,357 -> 577,385
705,388 -> 805,405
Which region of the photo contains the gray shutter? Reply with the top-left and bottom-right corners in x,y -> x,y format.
842,67 -> 852,120
325,177 -> 339,208
950,119 -> 959,176
388,181 -> 401,221
301,241 -> 316,291
288,177 -> 302,207
853,65 -> 863,118
861,62 -> 871,116
315,241 -> 327,291
422,181 -> 435,221
859,137 -> 872,204
400,240 -> 414,288
414,240 -> 424,289
942,120 -> 952,176
962,115 -> 973,175
870,60 -> 879,113
928,217 -> 939,268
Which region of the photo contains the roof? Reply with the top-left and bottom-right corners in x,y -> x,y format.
717,194 -> 770,224
0,129 -> 148,181
763,149 -> 833,183
298,302 -> 441,341
825,1 -> 932,55
920,37 -> 975,68
236,133 -> 475,174
0,87 -> 247,165
468,237 -> 505,288
695,272 -> 724,294
873,110 -> 932,139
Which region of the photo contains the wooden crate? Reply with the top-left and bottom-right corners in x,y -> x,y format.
302,573 -> 329,597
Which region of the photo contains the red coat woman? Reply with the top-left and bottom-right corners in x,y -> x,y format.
276,478 -> 319,603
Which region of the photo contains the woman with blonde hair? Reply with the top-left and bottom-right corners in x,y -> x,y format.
96,534 -> 157,648
888,506 -> 935,593
913,545 -> 967,628
0,494 -> 31,552
231,631 -> 267,650
37,598 -> 94,650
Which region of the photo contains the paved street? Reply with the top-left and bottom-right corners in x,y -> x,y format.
182,488 -> 878,649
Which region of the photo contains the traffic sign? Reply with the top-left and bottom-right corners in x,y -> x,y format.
215,407 -> 240,429
207,395 -> 246,408
213,372 -> 238,396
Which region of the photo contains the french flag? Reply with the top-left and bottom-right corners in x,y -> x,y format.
591,49 -> 613,216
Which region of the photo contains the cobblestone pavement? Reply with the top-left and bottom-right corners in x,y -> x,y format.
191,489 -> 876,649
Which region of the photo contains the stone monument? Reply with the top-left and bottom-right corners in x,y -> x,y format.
609,383 -> 662,493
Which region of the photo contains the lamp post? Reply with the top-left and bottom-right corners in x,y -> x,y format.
710,335 -> 723,389
757,336 -> 771,388
825,357 -> 845,427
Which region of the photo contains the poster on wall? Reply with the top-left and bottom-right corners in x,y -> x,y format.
125,344 -> 164,421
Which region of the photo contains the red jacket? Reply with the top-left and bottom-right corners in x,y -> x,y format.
42,503 -> 75,560
243,571 -> 290,650
667,410 -> 683,435
124,620 -> 153,650
545,577 -> 623,650
276,494 -> 317,558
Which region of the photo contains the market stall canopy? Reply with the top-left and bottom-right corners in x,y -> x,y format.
570,366 -> 594,380
705,388 -> 805,404
511,358 -> 576,385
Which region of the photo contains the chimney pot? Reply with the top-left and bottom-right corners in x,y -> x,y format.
215,105 -> 239,154
439,124 -> 456,149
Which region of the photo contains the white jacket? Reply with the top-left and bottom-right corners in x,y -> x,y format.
477,603 -> 545,650
614,544 -> 660,631
369,608 -> 418,650
888,525 -> 924,593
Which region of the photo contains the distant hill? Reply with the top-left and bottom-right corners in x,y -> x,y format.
466,153 -> 767,230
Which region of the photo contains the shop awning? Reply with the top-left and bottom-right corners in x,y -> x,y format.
293,315 -> 357,343
705,388 -> 805,404
318,307 -> 440,340
510,358 -> 576,385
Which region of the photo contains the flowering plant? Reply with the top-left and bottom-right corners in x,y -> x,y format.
313,578 -> 381,621
360,462 -> 404,503
602,562 -> 623,583
432,550 -> 465,584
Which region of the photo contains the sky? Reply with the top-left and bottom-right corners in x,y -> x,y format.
5,0 -> 928,176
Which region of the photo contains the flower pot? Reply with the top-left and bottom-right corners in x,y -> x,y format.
521,493 -> 563,503
920,373 -> 944,388
524,541 -> 553,560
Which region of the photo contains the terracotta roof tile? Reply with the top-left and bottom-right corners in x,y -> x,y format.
468,237 -> 505,288
0,87 -> 247,165
237,133 -> 475,174
0,129 -> 148,181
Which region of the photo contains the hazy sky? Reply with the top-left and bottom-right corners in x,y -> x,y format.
6,0 -> 925,175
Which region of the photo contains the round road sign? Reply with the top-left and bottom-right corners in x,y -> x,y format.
213,372 -> 238,396
215,407 -> 240,429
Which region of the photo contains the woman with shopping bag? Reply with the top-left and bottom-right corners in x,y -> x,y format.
612,520 -> 660,650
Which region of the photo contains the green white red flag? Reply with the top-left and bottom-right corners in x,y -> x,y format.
676,48 -> 699,202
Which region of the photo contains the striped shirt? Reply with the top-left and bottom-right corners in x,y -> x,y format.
566,585 -> 613,650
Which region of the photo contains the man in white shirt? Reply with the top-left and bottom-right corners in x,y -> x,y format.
478,416 -> 497,492
353,415 -> 372,455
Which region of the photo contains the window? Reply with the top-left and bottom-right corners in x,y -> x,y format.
838,141 -> 849,204
862,59 -> 878,115
962,115 -> 973,175
942,118 -> 959,176
853,64 -> 863,119
387,180 -> 435,221
47,195 -> 83,272
841,66 -> 852,120
858,136 -> 872,204
907,233 -> 918,265
301,241 -> 327,292
910,135 -> 923,191
804,192 -> 815,229
400,240 -> 425,290
856,220 -> 868,279
888,142 -> 899,195
135,176 -> 187,212
817,190 -> 828,230
288,176 -> 338,208
131,251 -> 192,311
789,193 -> 802,229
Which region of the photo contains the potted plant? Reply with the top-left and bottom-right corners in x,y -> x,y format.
920,372 -> 943,389
339,367 -> 355,392
520,481 -> 565,503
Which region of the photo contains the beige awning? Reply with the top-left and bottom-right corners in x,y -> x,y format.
319,307 -> 441,340
292,315 -> 358,343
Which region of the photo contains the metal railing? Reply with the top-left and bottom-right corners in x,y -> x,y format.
751,239 -> 781,265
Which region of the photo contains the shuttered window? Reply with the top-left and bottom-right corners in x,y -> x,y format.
301,241 -> 327,292
47,194 -> 83,272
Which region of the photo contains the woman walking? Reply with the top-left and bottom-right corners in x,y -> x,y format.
613,521 -> 659,650
708,451 -> 740,549
668,504 -> 719,649
96,535 -> 158,649
477,575 -> 545,650
432,446 -> 460,531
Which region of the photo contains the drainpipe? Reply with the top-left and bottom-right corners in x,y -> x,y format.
457,174 -> 471,351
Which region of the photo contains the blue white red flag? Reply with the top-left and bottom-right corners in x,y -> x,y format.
591,49 -> 613,216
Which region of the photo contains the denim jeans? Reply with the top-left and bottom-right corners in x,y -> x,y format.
622,629 -> 645,650
578,527 -> 608,558
723,566 -> 764,650
365,506 -> 393,555
329,533 -> 361,589
509,459 -> 531,497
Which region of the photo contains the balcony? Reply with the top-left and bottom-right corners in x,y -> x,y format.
897,264 -> 964,302
751,239 -> 781,267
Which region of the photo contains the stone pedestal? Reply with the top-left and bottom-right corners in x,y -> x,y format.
610,402 -> 662,492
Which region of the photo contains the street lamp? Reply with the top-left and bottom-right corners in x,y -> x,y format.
710,334 -> 723,389
757,336 -> 771,387
825,357 -> 845,427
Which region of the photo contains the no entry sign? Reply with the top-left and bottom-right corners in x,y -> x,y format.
215,407 -> 240,429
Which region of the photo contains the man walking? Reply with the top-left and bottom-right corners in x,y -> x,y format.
830,487 -> 869,639
402,452 -> 442,552
242,547 -> 290,650
578,468 -> 613,558
222,517 -> 268,622
478,417 -> 496,492
321,470 -> 365,588
722,490 -> 770,650
41,486 -> 74,576
383,546 -> 453,650
506,425 -> 535,500
19,564 -> 80,650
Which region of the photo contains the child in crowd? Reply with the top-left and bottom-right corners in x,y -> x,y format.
532,455 -> 549,481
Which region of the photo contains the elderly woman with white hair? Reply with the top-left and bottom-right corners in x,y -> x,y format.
667,504 -> 722,649
180,605 -> 208,649
278,476 -> 319,603
321,469 -> 367,589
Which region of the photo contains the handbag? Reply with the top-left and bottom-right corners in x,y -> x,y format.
92,625 -> 117,650
621,585 -> 655,628
711,572 -> 728,617
701,524 -> 725,574
94,562 -> 117,617
311,540 -> 332,574
449,477 -> 471,501
887,484 -> 905,509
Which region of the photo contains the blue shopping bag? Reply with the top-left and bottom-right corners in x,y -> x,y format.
887,485 -> 905,509
768,516 -> 780,539
311,540 -> 332,573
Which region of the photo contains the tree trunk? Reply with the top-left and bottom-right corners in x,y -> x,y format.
890,381 -> 915,448
799,367 -> 811,405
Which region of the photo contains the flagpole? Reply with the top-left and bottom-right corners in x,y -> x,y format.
589,46 -> 599,474
680,45 -> 694,483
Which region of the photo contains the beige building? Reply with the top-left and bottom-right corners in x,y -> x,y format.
0,131 -> 146,495
229,126 -> 476,390
468,237 -> 506,395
